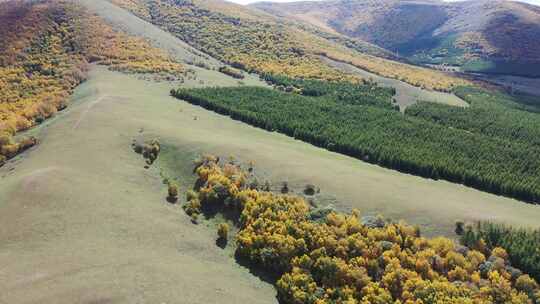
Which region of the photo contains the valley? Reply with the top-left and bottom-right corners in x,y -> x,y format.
254,0 -> 540,78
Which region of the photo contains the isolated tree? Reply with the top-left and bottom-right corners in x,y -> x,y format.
167,182 -> 179,203
281,182 -> 289,194
217,223 -> 229,240
455,220 -> 465,236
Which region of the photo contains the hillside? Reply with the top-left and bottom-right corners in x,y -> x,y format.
253,0 -> 540,77
0,0 -> 184,164
108,0 -> 468,91
2,0 -> 540,303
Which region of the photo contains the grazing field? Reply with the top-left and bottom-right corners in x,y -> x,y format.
0,67 -> 276,304
0,0 -> 185,164
2,0 -> 540,303
1,67 -> 540,302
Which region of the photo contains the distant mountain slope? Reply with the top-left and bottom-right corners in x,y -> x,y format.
253,0 -> 540,77
108,0 -> 468,90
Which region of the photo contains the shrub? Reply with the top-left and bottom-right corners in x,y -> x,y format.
183,199 -> 201,216
281,182 -> 289,194
168,182 -> 179,198
190,213 -> 199,224
455,221 -> 465,235
262,181 -> 271,192
217,223 -> 229,240
516,275 -> 538,294
492,247 -> 509,261
18,136 -> 37,151
303,184 -> 317,196
219,66 -> 244,79
133,143 -> 143,154
141,139 -> 161,164
0,144 -> 20,158
186,189 -> 198,201
0,134 -> 12,147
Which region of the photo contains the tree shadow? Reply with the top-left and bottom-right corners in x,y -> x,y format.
166,196 -> 178,204
215,238 -> 227,249
234,251 -> 282,286
199,199 -> 241,224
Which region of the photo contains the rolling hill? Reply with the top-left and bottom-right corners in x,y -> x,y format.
253,0 -> 540,77
107,0 -> 468,91
0,0 -> 184,165
2,0 -> 540,303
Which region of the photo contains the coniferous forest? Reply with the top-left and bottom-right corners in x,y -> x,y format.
172,77 -> 540,204
461,222 -> 540,283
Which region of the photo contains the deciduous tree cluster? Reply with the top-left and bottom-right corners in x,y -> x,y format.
111,0 -> 468,91
111,0 -> 355,82
185,157 -> 540,303
0,0 -> 183,164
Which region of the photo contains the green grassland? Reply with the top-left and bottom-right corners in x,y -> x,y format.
2,1 -> 540,302
2,59 -> 540,304
0,67 -> 277,304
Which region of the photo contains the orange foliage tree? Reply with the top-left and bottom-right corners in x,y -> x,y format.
0,0 -> 183,163
184,156 -> 539,303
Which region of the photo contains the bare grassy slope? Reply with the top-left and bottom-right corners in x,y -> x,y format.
0,67 -> 277,304
2,66 -> 540,302
77,0 -> 217,66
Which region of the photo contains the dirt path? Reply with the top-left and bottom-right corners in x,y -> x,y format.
72,95 -> 109,130
321,56 -> 469,110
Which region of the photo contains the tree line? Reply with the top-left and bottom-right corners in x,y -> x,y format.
182,155 -> 540,303
461,222 -> 540,283
171,82 -> 540,203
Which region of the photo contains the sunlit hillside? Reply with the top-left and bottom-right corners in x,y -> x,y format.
109,0 -> 468,91
0,0 -> 184,164
2,1 -> 540,303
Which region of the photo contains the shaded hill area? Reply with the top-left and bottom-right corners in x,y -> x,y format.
253,0 -> 540,77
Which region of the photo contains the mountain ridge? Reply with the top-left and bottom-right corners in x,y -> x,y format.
252,0 -> 540,77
